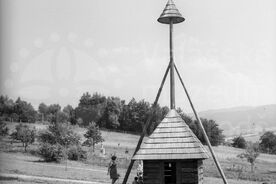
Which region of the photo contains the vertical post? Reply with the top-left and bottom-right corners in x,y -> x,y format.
170,19 -> 175,109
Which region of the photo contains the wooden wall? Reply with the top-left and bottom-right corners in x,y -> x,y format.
143,159 -> 204,184
180,160 -> 198,184
143,160 -> 162,184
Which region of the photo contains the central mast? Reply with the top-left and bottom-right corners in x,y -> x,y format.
169,21 -> 175,109
158,0 -> 184,109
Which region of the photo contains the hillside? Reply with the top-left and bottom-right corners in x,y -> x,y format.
196,104 -> 276,138
2,122 -> 276,184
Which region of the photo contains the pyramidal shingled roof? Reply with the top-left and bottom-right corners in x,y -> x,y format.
157,0 -> 185,24
132,109 -> 209,160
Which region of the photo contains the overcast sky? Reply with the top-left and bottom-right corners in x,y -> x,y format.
0,0 -> 275,112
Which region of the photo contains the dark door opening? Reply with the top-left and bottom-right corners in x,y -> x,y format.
164,162 -> 176,184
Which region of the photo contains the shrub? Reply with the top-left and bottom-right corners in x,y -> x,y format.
38,122 -> 85,162
38,143 -> 63,162
259,131 -> 276,154
67,145 -> 87,160
38,122 -> 81,146
0,121 -> 9,136
232,136 -> 246,149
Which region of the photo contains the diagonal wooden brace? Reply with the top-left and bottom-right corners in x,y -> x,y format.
122,63 -> 171,184
174,63 -> 229,184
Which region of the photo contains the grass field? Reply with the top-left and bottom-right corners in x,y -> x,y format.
1,122 -> 276,184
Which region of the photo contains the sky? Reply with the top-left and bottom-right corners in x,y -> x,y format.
0,0 -> 275,112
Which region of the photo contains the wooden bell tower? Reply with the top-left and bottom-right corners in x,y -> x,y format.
122,1 -> 229,184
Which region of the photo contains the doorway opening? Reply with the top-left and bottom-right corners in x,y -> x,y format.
164,162 -> 176,184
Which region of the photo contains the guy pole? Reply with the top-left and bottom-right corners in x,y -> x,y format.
174,64 -> 228,184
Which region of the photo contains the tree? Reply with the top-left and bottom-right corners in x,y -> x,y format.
201,119 -> 225,146
0,121 -> 9,136
148,105 -> 169,135
0,95 -> 15,121
177,108 -> 225,146
118,98 -> 139,132
259,131 -> 276,154
38,103 -> 48,122
237,142 -> 260,172
83,122 -> 104,152
76,92 -> 106,126
100,97 -> 122,129
56,111 -> 69,123
76,117 -> 84,126
46,104 -> 61,123
63,105 -> 77,125
14,97 -> 37,123
232,136 -> 247,149
10,123 -> 35,151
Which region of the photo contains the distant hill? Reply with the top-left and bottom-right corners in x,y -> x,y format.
195,104 -> 276,138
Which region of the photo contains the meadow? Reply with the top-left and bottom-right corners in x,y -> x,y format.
0,122 -> 276,184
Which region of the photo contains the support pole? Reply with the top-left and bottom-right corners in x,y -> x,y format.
169,20 -> 176,109
174,64 -> 229,184
122,63 -> 171,184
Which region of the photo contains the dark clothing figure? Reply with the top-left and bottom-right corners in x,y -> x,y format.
108,156 -> 119,184
132,177 -> 139,184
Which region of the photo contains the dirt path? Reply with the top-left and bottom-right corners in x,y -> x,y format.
0,173 -> 110,184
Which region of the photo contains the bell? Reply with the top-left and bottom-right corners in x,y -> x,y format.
157,0 -> 185,24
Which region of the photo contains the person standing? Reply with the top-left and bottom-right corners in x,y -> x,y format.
107,155 -> 119,184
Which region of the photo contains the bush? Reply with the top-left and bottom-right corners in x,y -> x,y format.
38,143 -> 63,162
0,121 -> 9,136
38,122 -> 81,146
259,131 -> 276,154
37,122 -> 85,162
67,145 -> 87,160
232,136 -> 246,149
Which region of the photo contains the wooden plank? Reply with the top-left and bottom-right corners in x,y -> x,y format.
144,178 -> 160,184
151,132 -> 193,138
138,147 -> 204,154
157,122 -> 184,128
146,137 -> 197,143
142,142 -> 200,149
154,127 -> 188,133
133,153 -> 208,160
181,168 -> 197,172
181,161 -> 197,167
161,117 -> 183,122
143,161 -> 161,184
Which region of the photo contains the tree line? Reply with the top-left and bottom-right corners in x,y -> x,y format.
1,93 -> 225,146
0,95 -> 36,123
1,92 -> 276,154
